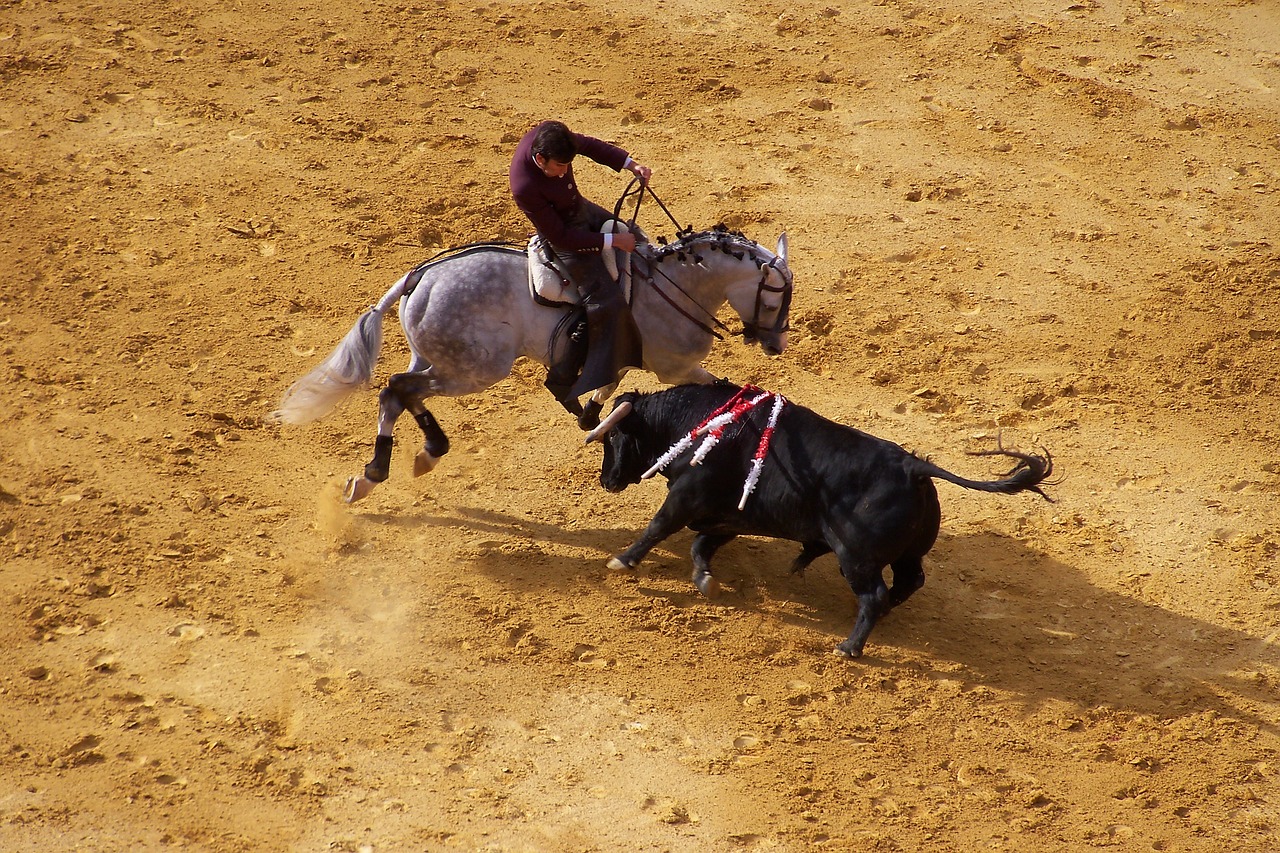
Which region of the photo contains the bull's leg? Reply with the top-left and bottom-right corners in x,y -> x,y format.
690,533 -> 735,598
834,557 -> 890,659
788,541 -> 832,575
887,555 -> 925,609
608,499 -> 693,572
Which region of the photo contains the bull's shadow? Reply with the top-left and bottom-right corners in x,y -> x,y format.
392,503 -> 1277,735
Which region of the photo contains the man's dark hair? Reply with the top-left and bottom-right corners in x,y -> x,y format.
531,121 -> 577,163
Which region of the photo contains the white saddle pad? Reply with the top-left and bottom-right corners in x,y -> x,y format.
528,221 -> 635,306
528,234 -> 580,306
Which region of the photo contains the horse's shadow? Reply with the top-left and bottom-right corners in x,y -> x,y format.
379,503 -> 1278,735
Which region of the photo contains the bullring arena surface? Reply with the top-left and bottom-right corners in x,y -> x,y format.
3,0 -> 1279,849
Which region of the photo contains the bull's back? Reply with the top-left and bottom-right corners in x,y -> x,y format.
669,400 -> 927,542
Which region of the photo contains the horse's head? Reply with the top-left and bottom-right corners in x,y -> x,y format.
640,226 -> 793,356
721,232 -> 792,356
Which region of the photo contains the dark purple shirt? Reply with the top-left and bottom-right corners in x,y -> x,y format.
509,122 -> 630,252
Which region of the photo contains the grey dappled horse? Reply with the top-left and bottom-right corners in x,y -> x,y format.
272,226 -> 793,502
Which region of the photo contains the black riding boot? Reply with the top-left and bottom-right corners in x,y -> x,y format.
567,262 -> 644,400
544,311 -> 589,416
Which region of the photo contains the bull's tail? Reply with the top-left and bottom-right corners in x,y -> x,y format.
911,446 -> 1055,501
269,276 -> 409,425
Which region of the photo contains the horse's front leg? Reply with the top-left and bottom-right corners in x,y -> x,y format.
653,365 -> 717,386
581,365 -> 718,430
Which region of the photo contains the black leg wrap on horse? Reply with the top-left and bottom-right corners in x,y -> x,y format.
364,434 -> 394,482
414,411 -> 450,457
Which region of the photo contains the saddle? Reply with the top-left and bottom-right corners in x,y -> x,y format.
527,221 -> 638,308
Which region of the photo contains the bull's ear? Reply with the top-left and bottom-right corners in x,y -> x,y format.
776,232 -> 788,263
583,401 -> 633,444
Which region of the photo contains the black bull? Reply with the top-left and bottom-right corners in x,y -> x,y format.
586,382 -> 1054,658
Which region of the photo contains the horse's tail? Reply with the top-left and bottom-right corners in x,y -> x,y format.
908,447 -> 1055,501
269,277 -> 409,425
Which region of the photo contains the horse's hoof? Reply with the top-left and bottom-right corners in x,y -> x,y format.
832,644 -> 862,660
414,451 -> 440,477
578,399 -> 604,431
343,476 -> 378,503
695,574 -> 720,598
607,557 -> 633,572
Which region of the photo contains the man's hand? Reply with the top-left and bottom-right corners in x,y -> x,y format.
613,232 -> 638,253
629,162 -> 652,185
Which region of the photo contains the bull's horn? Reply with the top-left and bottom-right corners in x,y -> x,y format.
584,401 -> 632,443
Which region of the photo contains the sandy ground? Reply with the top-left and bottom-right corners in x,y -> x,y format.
2,0 -> 1279,850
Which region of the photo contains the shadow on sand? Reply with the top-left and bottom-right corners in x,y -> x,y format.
365,502 -> 1278,735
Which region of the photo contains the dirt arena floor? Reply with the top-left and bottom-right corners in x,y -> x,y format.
3,0 -> 1278,849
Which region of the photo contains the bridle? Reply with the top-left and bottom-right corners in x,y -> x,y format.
612,179 -> 793,343
742,254 -> 793,343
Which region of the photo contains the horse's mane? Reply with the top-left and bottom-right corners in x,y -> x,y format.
644,224 -> 767,265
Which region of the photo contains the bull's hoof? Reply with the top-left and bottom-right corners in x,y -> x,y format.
343,476 -> 379,504
414,450 -> 441,477
832,643 -> 863,660
694,574 -> 720,598
607,556 -> 635,572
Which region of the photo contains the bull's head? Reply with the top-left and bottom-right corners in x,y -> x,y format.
583,396 -> 647,493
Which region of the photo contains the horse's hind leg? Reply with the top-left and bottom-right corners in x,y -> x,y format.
344,379 -> 414,503
378,369 -> 451,478
411,408 -> 448,476
343,362 -> 450,503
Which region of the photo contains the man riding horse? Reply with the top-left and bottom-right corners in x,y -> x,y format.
509,120 -> 651,414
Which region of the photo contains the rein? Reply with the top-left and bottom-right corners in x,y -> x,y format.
611,180 -> 731,337
613,176 -> 687,237
636,252 -> 731,341
636,229 -> 792,343
611,181 -> 792,343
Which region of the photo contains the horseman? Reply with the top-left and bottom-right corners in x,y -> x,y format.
509,120 -> 651,414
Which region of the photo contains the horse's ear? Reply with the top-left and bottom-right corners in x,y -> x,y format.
776,232 -> 789,262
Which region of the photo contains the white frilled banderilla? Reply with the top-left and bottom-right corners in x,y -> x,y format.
641,383 -> 787,510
